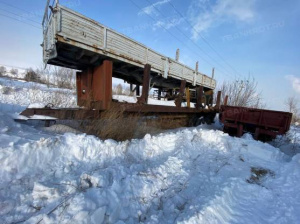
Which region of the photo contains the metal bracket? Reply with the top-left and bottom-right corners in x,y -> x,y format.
163,58 -> 169,79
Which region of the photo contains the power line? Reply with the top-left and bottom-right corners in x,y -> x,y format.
142,0 -> 236,79
0,0 -> 42,17
167,1 -> 243,78
0,8 -> 41,24
127,0 -> 217,68
128,0 -> 236,79
0,12 -> 41,29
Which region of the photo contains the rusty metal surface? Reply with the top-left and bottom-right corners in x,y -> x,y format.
137,64 -> 151,104
92,60 -> 113,110
196,86 -> 204,109
42,2 -> 216,90
76,61 -> 113,110
175,80 -> 186,108
220,105 -> 293,140
20,101 -> 219,121
215,91 -> 221,110
120,103 -> 217,114
20,108 -> 102,120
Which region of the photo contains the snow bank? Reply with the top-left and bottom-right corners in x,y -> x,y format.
0,77 -> 77,109
0,112 -> 299,223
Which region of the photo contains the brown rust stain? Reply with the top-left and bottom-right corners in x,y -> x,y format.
119,54 -> 143,65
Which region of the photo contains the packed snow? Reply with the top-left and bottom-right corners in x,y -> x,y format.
0,75 -> 300,223
0,77 -> 77,110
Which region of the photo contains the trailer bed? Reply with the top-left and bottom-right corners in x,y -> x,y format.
220,105 -> 293,140
42,2 -> 216,89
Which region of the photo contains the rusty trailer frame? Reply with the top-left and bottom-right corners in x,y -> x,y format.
220,105 -> 293,140
20,60 -> 221,127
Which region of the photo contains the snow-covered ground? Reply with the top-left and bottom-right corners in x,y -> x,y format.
0,76 -> 300,223
0,77 -> 77,111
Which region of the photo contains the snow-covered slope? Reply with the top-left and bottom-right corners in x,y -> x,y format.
0,111 -> 300,224
0,77 -> 77,111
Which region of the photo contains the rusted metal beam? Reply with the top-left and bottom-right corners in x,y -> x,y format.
76,67 -> 93,108
215,91 -> 221,109
196,86 -> 204,109
158,88 -> 162,100
224,95 -> 229,106
92,60 -> 113,110
186,87 -> 190,108
76,60 -> 113,110
136,84 -> 140,96
175,80 -> 186,108
20,108 -> 102,120
137,64 -> 151,104
20,102 -> 219,121
204,90 -> 214,107
119,103 -> 217,113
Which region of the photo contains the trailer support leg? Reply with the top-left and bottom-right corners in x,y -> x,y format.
186,87 -> 190,108
215,91 -> 222,109
158,88 -> 162,100
196,86 -> 204,109
237,124 -> 243,137
136,85 -> 140,96
175,80 -> 186,107
76,60 -> 113,110
224,95 -> 229,106
138,64 -> 151,104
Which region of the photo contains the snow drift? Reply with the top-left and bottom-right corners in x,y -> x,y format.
0,112 -> 300,224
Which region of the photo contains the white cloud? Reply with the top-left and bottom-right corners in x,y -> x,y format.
139,0 -> 171,16
188,0 -> 256,39
153,17 -> 184,30
286,75 -> 300,94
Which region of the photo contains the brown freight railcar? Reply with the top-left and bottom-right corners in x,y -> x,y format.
220,105 -> 293,140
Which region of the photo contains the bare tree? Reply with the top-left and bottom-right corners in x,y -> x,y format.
285,96 -> 299,124
0,66 -> 6,76
10,68 -> 18,76
217,77 -> 265,108
25,68 -> 41,82
52,66 -> 75,89
113,84 -> 123,95
35,64 -> 52,87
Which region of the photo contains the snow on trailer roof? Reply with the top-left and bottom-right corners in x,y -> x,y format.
42,2 -> 216,90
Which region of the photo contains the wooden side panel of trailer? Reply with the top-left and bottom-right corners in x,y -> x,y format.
42,3 -> 216,89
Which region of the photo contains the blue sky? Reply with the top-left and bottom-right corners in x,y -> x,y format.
0,0 -> 299,110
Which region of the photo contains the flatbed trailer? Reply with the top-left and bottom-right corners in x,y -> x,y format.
42,0 -> 216,90
220,105 -> 293,140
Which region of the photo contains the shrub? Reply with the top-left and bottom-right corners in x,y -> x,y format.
52,67 -> 75,89
10,68 -> 18,75
113,84 -> 123,95
0,66 -> 6,76
1,86 -> 14,95
217,77 -> 265,108
285,96 -> 299,124
25,68 -> 41,82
